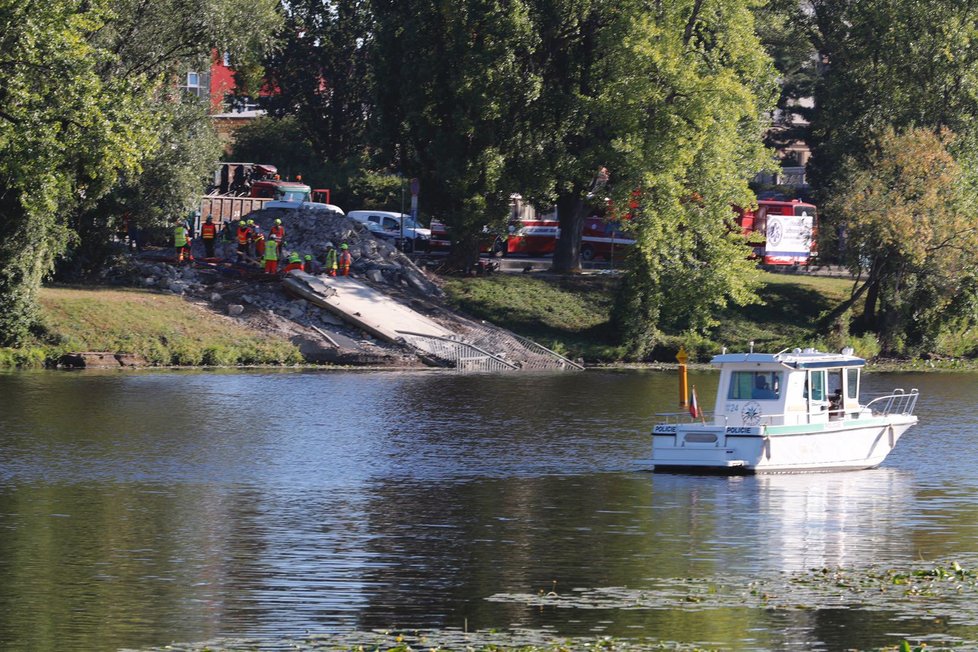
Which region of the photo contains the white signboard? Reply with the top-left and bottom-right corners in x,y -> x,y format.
765,211 -> 814,261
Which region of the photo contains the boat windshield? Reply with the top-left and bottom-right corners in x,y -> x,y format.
728,371 -> 782,400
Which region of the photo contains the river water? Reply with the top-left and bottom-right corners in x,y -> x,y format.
0,367 -> 975,651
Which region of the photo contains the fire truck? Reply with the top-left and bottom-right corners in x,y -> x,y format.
580,217 -> 635,262
736,199 -> 818,265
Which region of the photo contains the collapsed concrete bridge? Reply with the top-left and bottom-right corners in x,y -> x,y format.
282,271 -> 583,372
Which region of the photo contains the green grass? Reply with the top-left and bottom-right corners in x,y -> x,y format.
710,271 -> 866,355
0,286 -> 302,368
442,273 -> 622,360
442,271 -> 872,363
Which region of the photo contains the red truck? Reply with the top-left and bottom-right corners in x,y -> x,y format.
736,199 -> 818,265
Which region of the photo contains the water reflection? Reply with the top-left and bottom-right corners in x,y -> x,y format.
1,368 -> 978,650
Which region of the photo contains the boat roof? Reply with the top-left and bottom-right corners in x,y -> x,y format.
711,348 -> 865,369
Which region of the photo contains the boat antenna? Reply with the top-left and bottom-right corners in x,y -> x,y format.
749,340 -> 754,354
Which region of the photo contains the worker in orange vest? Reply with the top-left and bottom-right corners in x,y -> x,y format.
263,238 -> 279,274
200,216 -> 218,258
338,243 -> 352,276
269,218 -> 285,247
247,219 -> 260,258
235,220 -> 251,262
252,221 -> 265,259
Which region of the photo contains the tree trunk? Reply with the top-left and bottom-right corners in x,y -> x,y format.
446,233 -> 482,273
551,193 -> 586,273
861,276 -> 880,333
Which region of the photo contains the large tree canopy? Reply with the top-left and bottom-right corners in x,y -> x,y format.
0,1 -> 158,344
0,0 -> 281,344
824,128 -> 978,354
586,0 -> 778,354
372,0 -> 540,264
805,0 -> 978,351
808,0 -> 978,191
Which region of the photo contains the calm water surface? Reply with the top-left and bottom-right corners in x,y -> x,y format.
0,367 -> 975,651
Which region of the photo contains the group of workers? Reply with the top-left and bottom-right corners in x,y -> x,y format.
174,216 -> 353,276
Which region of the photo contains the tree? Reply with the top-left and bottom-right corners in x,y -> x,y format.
506,1 -> 775,354
0,1 -> 158,345
611,1 -> 778,355
516,0 -> 776,289
372,0 -> 539,265
823,128 -> 978,354
808,0 -> 978,192
259,0 -> 373,198
60,100 -> 224,280
752,0 -> 819,166
229,116 -> 324,181
0,0 -> 282,344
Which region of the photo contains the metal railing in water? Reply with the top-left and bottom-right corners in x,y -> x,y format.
397,326 -> 583,373
397,331 -> 518,372
864,388 -> 919,417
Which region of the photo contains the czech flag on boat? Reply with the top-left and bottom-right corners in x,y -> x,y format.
689,386 -> 701,419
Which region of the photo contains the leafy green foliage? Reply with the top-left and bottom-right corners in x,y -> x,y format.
808,0 -> 978,192
229,116 -> 325,183
0,1 -> 158,345
0,0 -> 281,344
824,128 -> 978,354
752,0 -> 818,164
590,0 -> 778,356
263,0 -> 372,161
372,0 -> 539,262
61,100 -> 223,279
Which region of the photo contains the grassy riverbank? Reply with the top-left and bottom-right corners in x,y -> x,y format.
2,270 -> 964,369
0,287 -> 301,368
442,270 -> 874,363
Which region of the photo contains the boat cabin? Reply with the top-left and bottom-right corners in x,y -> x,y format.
712,348 -> 863,428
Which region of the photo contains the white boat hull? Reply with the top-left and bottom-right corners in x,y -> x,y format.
652,416 -> 917,473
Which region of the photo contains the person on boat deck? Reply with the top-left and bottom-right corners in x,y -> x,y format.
753,375 -> 777,399
829,388 -> 843,419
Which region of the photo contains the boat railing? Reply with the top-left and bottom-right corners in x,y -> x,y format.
864,389 -> 919,417
654,411 -> 727,426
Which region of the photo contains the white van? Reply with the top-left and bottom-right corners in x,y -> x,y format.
346,210 -> 431,252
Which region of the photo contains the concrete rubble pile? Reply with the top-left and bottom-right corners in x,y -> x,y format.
105,256 -> 372,345
96,207 -> 455,366
253,207 -> 442,297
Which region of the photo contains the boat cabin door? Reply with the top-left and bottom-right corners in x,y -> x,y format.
805,370 -> 830,421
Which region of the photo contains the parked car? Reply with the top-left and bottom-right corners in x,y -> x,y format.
346,210 -> 431,252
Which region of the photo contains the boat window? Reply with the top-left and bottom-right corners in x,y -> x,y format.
846,368 -> 859,400
728,371 -> 782,400
809,370 -> 826,401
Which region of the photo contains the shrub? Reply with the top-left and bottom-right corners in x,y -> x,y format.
201,345 -> 239,367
